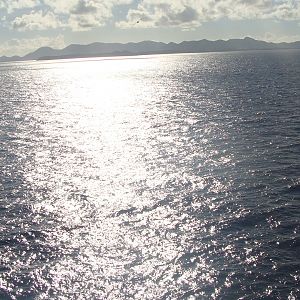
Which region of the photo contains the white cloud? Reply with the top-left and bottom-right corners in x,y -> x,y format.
0,34 -> 66,56
2,0 -> 134,32
66,1 -> 115,31
68,14 -> 105,31
42,0 -> 78,14
259,31 -> 300,43
118,2 -> 202,29
12,10 -> 62,31
117,0 -> 300,29
271,1 -> 300,20
0,0 -> 40,13
42,0 -> 133,31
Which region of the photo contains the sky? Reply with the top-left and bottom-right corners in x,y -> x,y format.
0,0 -> 300,56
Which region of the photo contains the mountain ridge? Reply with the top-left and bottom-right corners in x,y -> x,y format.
1,37 -> 300,62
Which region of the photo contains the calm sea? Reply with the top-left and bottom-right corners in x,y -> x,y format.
0,50 -> 299,299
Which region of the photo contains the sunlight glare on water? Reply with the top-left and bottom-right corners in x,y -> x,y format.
0,52 -> 299,299
21,56 -> 201,299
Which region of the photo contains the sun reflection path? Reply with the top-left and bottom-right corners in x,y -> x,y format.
23,56 -> 214,298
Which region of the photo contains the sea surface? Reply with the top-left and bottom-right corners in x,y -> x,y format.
0,50 -> 299,299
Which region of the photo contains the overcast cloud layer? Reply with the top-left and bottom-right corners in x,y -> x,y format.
0,0 -> 300,55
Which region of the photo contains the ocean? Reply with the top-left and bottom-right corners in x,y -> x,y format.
0,50 -> 299,299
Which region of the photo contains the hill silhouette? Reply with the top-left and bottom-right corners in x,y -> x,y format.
1,37 -> 300,62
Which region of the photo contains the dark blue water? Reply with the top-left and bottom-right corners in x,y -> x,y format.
0,50 -> 299,299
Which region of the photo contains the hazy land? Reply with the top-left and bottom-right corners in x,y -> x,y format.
1,37 -> 300,62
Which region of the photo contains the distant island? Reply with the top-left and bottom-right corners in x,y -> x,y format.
1,37 -> 300,62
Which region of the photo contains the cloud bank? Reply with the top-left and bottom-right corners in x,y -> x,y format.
118,0 -> 300,29
0,0 -> 299,32
1,0 -> 133,31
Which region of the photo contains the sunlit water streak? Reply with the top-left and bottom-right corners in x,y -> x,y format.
0,51 -> 299,299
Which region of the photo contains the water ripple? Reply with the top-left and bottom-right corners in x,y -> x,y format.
0,51 -> 299,299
